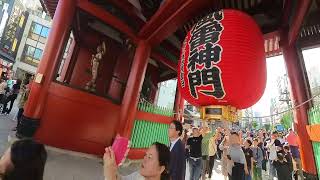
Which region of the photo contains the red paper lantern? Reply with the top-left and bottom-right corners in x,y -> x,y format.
178,9 -> 266,109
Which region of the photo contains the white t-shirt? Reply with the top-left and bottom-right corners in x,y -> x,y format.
268,141 -> 278,161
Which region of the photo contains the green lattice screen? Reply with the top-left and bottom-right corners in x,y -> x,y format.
309,106 -> 320,176
130,120 -> 170,148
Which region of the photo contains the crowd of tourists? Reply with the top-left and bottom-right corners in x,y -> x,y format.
0,76 -> 33,132
0,96 -> 304,180
182,126 -> 303,180
102,121 -> 303,180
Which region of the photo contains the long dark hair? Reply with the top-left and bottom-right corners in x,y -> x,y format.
4,139 -> 47,180
153,142 -> 170,180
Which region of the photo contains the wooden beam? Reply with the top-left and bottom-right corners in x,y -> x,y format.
281,0 -> 291,27
159,73 -> 177,82
151,51 -> 177,72
316,0 -> 320,8
264,30 -> 281,39
77,1 -> 139,44
41,0 -> 59,18
138,0 -> 186,38
144,0 -> 216,46
288,0 -> 311,45
105,0 -> 145,28
161,40 -> 180,58
264,30 -> 282,57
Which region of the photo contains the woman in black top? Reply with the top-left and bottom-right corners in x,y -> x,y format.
242,139 -> 253,180
273,153 -> 291,180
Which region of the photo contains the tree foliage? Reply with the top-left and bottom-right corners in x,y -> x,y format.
264,124 -> 271,131
252,121 -> 258,129
280,112 -> 293,130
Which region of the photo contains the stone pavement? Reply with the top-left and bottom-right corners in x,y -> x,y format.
0,107 -> 16,155
0,104 -> 105,179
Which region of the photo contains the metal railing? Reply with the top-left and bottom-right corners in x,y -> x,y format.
308,105 -> 320,176
130,120 -> 170,148
137,99 -> 174,117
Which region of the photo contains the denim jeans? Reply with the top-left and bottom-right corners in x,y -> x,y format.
189,157 -> 202,180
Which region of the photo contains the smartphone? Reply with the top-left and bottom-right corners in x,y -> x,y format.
111,136 -> 130,166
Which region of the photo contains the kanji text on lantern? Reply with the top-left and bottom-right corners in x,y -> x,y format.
187,11 -> 226,100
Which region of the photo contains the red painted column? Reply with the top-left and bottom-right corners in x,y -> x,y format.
282,44 -> 317,175
119,40 -> 151,138
19,0 -> 76,137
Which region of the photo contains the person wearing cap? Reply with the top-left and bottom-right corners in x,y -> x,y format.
186,127 -> 202,180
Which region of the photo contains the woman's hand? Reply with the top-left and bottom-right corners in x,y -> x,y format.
103,147 -> 118,180
245,167 -> 249,175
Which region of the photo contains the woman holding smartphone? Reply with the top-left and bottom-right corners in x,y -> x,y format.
103,142 -> 170,180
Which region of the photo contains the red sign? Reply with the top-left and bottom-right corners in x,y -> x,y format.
178,10 -> 266,109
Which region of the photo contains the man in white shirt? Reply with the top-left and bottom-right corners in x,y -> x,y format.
267,131 -> 282,179
168,120 -> 185,180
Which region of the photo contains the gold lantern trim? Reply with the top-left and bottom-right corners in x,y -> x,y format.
200,105 -> 241,122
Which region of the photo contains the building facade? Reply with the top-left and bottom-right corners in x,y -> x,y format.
13,8 -> 51,80
0,0 -> 15,38
0,0 -> 28,78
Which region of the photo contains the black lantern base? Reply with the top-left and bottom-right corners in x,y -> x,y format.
16,115 -> 40,138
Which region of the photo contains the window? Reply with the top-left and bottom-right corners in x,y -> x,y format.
21,45 -> 43,66
29,22 -> 50,41
40,27 -> 49,38
33,23 -> 42,34
26,46 -> 35,56
34,48 -> 43,60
